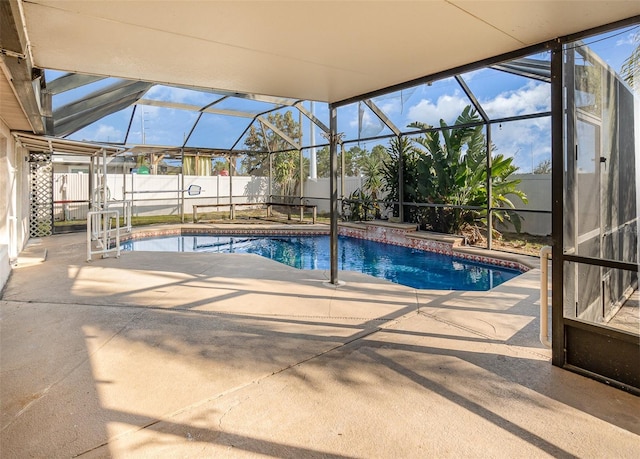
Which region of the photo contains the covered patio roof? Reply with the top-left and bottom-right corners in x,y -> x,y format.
19,1 -> 640,103
2,1 -> 639,137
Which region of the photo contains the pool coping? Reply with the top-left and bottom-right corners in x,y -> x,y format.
120,223 -> 538,273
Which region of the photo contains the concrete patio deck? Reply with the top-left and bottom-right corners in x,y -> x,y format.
1,228 -> 638,458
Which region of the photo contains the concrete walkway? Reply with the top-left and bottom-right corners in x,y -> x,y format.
1,229 -> 638,458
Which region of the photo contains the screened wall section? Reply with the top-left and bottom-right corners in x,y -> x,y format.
554,32 -> 639,393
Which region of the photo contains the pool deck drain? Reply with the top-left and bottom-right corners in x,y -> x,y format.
1,227 -> 638,458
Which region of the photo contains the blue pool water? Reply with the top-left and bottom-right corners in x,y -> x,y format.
121,235 -> 521,290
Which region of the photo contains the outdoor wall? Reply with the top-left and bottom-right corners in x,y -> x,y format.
0,120 -> 29,291
504,173 -> 552,236
0,122 -> 9,290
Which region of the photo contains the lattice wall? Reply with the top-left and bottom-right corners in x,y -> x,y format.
29,153 -> 53,238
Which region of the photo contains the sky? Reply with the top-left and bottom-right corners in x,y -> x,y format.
48,24 -> 638,174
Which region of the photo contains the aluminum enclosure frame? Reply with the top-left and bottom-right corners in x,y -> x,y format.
328,16 -> 640,394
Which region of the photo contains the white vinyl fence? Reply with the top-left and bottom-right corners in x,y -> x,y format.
504,173 -> 552,236
53,174 -> 269,221
53,172 -> 551,235
303,176 -> 363,212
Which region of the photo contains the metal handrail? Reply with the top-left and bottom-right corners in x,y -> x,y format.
87,210 -> 121,261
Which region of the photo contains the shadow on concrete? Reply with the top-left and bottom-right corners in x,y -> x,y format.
1,231 -> 638,457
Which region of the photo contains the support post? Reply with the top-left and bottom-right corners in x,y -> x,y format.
398,135 -> 404,222
550,39 -> 565,367
299,148 -> 304,221
88,155 -> 94,210
310,101 -> 317,180
329,105 -> 339,284
269,153 -> 273,202
101,148 -> 108,236
486,124 -> 493,250
340,142 -> 345,215
229,156 -> 234,219
180,148 -> 185,223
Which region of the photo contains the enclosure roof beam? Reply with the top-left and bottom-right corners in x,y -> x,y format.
53,80 -> 152,121
123,105 -> 137,144
47,73 -> 108,95
454,75 -> 489,123
135,98 -> 257,119
294,101 -> 329,134
362,99 -> 401,137
52,80 -> 153,136
121,144 -> 257,157
228,117 -> 259,152
257,116 -> 301,150
490,57 -> 551,83
56,93 -> 143,137
222,92 -> 298,107
54,88 -> 149,137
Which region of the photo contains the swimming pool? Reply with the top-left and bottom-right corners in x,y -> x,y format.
122,234 -> 521,290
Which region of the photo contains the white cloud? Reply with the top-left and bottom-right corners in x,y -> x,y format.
80,124 -> 124,142
404,81 -> 553,172
405,79 -> 550,127
616,31 -> 638,47
378,99 -> 401,115
406,94 -> 469,126
96,124 -> 120,136
482,81 -> 550,118
145,85 -> 212,105
459,68 -> 488,82
492,118 -> 551,172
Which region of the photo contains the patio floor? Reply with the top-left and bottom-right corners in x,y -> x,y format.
1,227 -> 638,458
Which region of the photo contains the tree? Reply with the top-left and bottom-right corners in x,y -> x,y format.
242,111 -> 302,200
316,145 -> 368,178
315,146 -> 329,178
369,144 -> 390,165
533,159 -> 551,174
242,111 -> 301,172
382,105 -> 527,234
345,146 -> 366,176
336,144 -> 390,221
381,136 -> 416,219
620,30 -> 639,91
359,154 -> 385,218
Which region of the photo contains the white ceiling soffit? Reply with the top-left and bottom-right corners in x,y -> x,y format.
23,1 -> 640,104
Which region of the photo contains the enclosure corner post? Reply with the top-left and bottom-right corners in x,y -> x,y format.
550,38 -> 565,368
329,104 -> 339,285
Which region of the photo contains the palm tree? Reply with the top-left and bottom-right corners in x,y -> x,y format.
382,105 -> 527,234
359,154 -> 384,218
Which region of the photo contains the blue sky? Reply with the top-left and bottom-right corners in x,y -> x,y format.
48,24 -> 638,174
